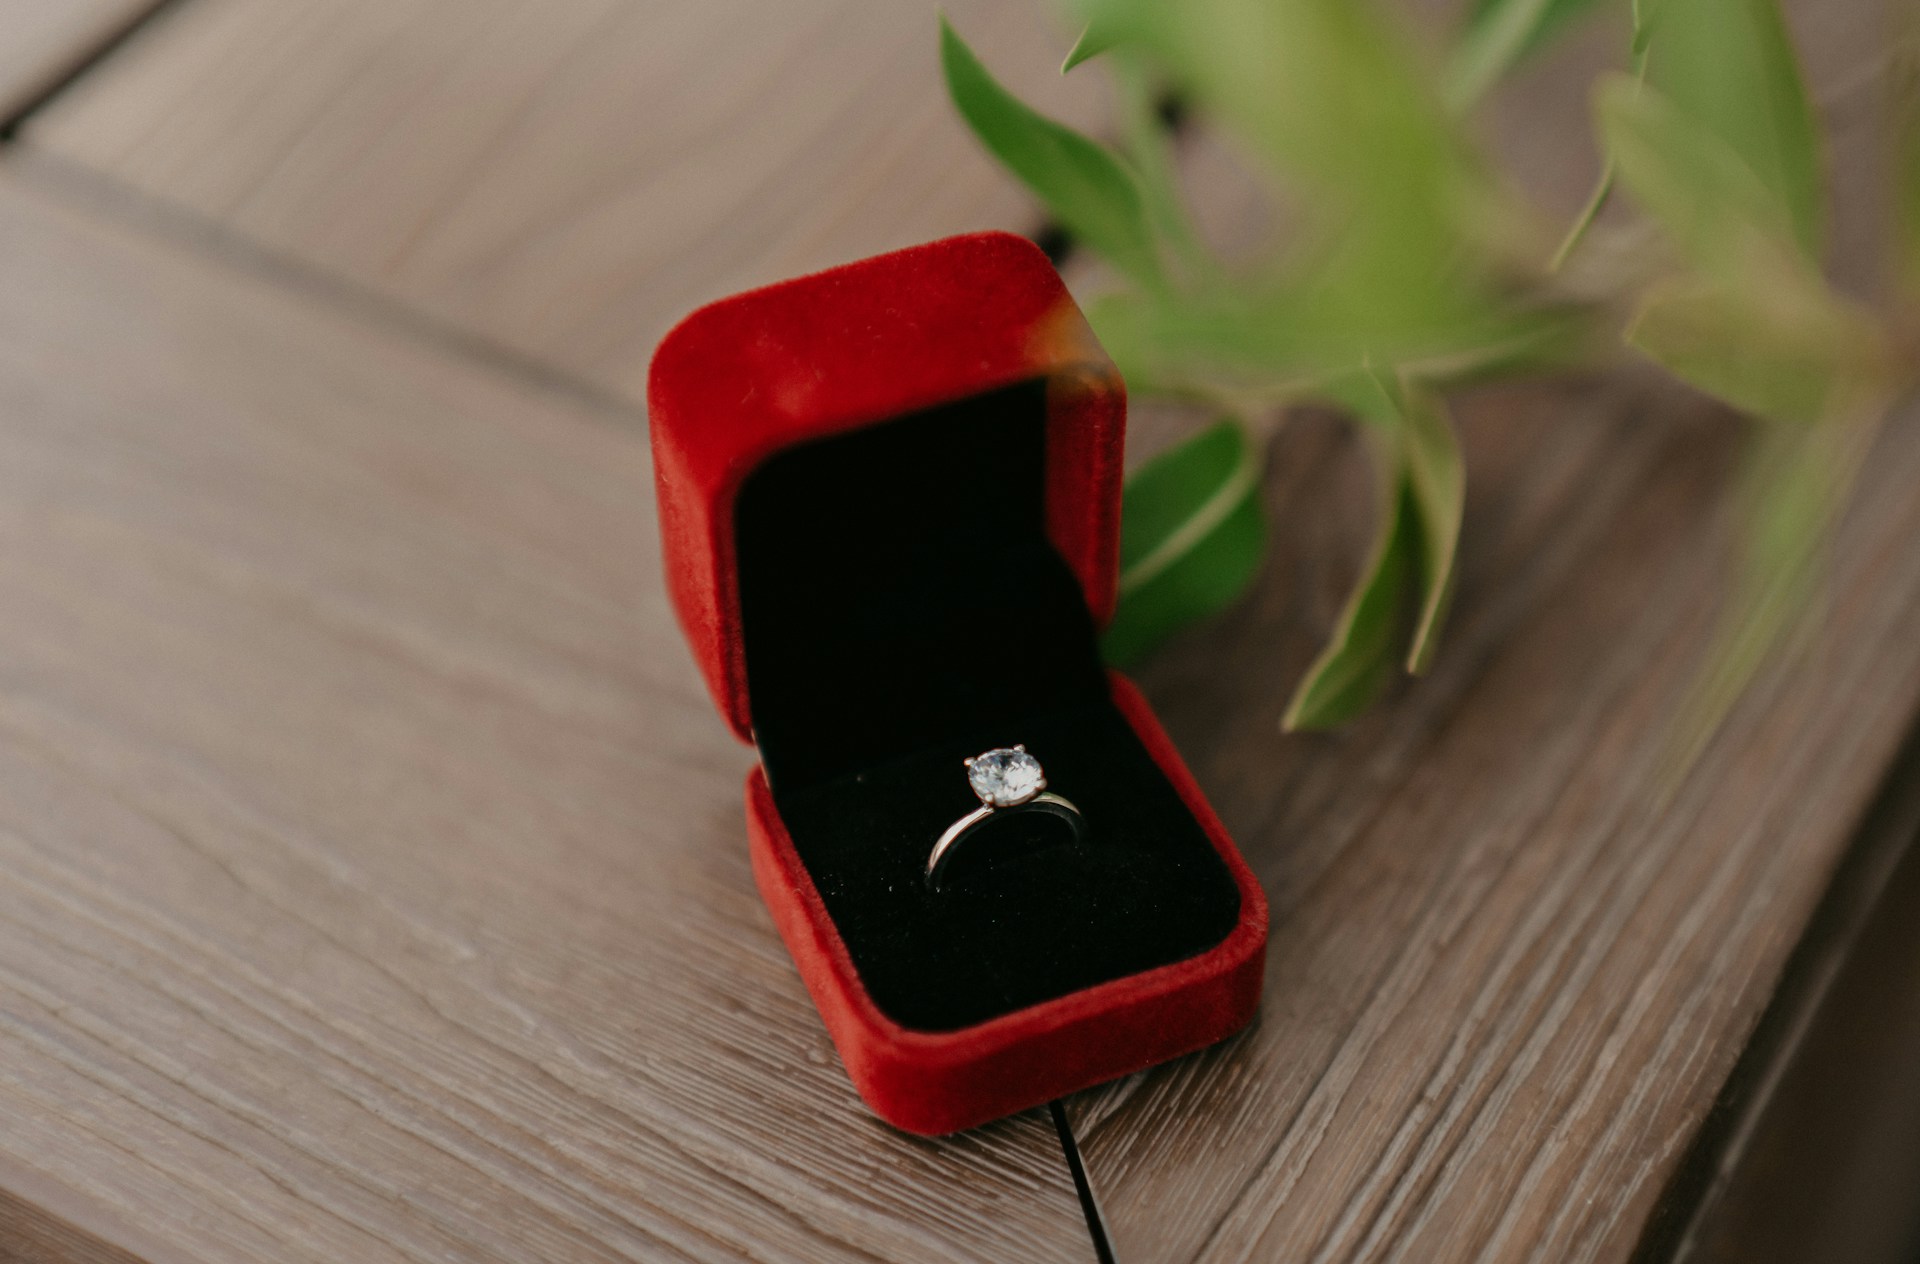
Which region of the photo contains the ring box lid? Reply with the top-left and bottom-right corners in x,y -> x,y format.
647,231 -> 1124,742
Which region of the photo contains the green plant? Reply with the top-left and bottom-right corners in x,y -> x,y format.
942,0 -> 1920,741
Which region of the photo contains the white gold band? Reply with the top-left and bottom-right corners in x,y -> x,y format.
926,746 -> 1087,889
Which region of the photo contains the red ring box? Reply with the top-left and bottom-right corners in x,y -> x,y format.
648,231 -> 1267,1134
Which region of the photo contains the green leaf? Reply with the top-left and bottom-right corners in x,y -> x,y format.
1062,22 -> 1118,72
1601,77 -> 1888,426
1635,0 -> 1821,255
1074,0 -> 1461,196
1284,437 -> 1417,730
1073,0 -> 1483,276
1339,371 -> 1464,672
1391,380 -> 1465,673
940,18 -> 1161,284
1446,0 -> 1607,111
1101,419 -> 1267,665
1082,291 -> 1162,391
1597,75 -> 1802,275
1110,53 -> 1204,271
1627,276 -> 1884,425
1282,374 -> 1464,729
1069,0 -> 1529,400
1081,275 -> 1538,404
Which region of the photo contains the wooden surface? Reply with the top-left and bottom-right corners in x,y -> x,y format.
0,0 -> 1916,1260
1661,727 -> 1920,1264
0,0 -> 152,123
1067,384 -> 1920,1261
22,0 -> 1107,404
1058,7 -> 1920,1260
0,175 -> 1089,1262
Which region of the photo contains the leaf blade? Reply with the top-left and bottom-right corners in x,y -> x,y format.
1597,74 -> 1800,274
1446,0 -> 1606,111
1392,380 -> 1465,673
1073,0 -> 1527,405
1101,419 -> 1267,665
1636,0 -> 1821,255
1284,436 -> 1417,730
1601,75 -> 1890,427
1626,276 -> 1883,426
1074,0 -> 1486,286
940,18 -> 1161,284
1062,22 -> 1118,72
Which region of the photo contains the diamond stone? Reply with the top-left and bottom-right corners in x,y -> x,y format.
967,747 -> 1045,807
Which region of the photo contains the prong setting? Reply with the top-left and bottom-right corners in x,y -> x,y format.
965,747 -> 1046,807
929,748 -> 1086,888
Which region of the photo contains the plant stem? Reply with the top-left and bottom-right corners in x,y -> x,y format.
1549,47 -> 1646,273
1444,0 -> 1557,113
1549,165 -> 1615,272
1113,55 -> 1209,283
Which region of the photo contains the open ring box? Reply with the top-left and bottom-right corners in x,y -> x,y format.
648,232 -> 1268,1134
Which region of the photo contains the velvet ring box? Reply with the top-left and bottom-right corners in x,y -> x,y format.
648,231 -> 1268,1134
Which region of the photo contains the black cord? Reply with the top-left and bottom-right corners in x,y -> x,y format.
1050,1100 -> 1118,1264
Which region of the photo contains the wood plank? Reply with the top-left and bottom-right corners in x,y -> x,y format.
20,0 -> 1104,404
1071,384 -> 1920,1263
1651,730 -> 1920,1264
0,0 -> 154,124
1060,2 -> 1920,1258
0,174 -> 1093,1263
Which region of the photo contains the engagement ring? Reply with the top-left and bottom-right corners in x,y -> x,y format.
926,746 -> 1086,889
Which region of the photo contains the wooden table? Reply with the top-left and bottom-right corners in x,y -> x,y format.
1,2 -> 1916,1261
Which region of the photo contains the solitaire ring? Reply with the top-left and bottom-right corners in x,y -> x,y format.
926,746 -> 1086,889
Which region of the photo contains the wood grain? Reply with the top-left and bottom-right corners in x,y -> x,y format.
1070,384 -> 1920,1262
20,0 -> 1106,405
7,0 -> 1916,1259
1656,729 -> 1920,1264
1059,2 -> 1920,1258
0,174 -> 1093,1263
0,0 -> 154,124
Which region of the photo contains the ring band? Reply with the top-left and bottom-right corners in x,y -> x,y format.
927,746 -> 1087,889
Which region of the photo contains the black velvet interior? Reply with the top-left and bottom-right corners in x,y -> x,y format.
736,381 -> 1243,1032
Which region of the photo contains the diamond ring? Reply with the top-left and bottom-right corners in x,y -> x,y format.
926,746 -> 1086,889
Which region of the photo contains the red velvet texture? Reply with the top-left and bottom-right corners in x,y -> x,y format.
748,673 -> 1266,1134
648,233 -> 1268,1133
649,231 -> 1124,741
